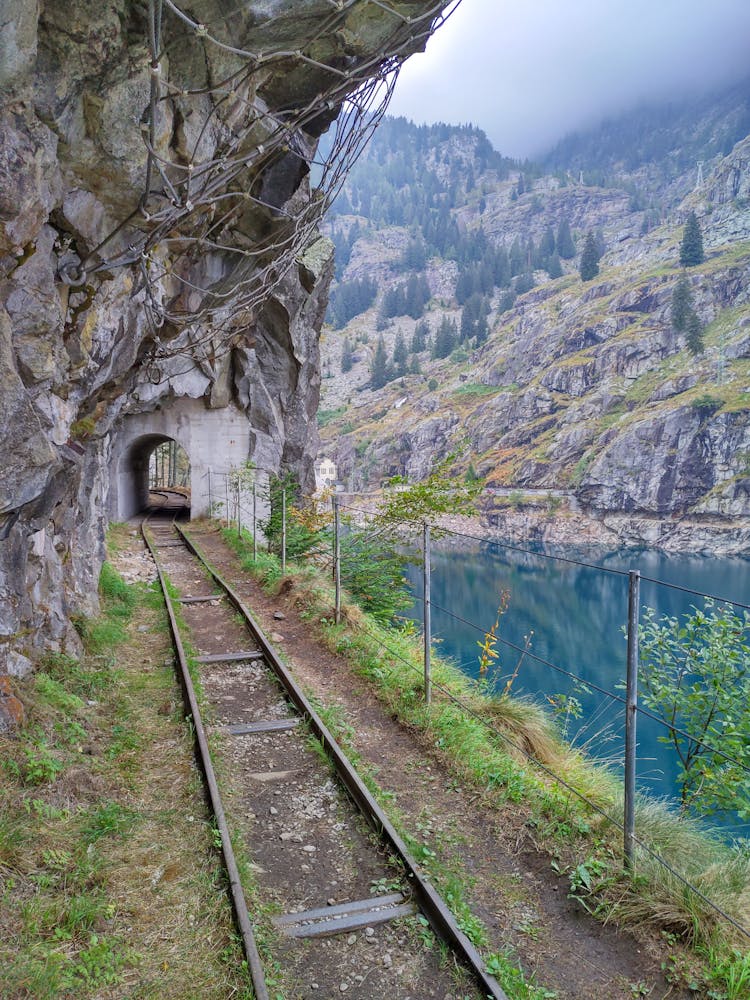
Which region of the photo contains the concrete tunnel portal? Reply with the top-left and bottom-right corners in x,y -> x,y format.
122,434 -> 192,516
108,397 -> 255,522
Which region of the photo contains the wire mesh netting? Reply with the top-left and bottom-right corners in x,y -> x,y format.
58,1 -> 461,383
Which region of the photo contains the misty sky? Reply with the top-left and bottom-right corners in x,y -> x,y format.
389,0 -> 750,158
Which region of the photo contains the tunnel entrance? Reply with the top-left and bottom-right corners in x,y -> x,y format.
121,434 -> 191,519
109,397 -> 255,522
147,439 -> 191,517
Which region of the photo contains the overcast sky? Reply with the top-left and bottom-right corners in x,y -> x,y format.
388,0 -> 750,158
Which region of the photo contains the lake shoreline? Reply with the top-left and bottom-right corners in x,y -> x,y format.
433,506 -> 750,560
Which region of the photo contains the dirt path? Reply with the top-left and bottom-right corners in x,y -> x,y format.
191,526 -> 687,1000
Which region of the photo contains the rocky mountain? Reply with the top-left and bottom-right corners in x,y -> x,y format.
317,100 -> 750,554
0,0 -> 448,674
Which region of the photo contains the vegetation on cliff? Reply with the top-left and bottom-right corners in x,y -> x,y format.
317,93 -> 750,550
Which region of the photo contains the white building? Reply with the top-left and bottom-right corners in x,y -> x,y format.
314,456 -> 337,491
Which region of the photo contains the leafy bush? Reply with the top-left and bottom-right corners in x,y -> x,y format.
638,600 -> 750,818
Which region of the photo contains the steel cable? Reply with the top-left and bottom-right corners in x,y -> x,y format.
350,619 -> 750,941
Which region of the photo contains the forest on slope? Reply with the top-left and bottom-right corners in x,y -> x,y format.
317,81 -> 750,553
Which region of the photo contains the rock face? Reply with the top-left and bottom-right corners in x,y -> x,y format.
318,115 -> 750,555
0,0 -> 447,673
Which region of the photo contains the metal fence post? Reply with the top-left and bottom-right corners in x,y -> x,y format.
252,480 -> 257,562
236,481 -> 241,538
208,469 -> 212,518
624,569 -> 641,870
423,521 -> 432,706
224,474 -> 229,527
281,487 -> 287,575
334,495 -> 341,624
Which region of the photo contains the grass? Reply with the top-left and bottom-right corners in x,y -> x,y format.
317,405 -> 348,427
218,525 -> 750,999
0,540 -> 255,999
451,383 -> 502,399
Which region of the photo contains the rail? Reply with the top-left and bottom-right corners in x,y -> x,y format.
143,511 -> 509,998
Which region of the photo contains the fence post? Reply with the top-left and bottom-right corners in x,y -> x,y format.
224,474 -> 229,528
236,480 -> 241,539
334,495 -> 341,624
251,481 -> 257,561
423,521 -> 432,706
624,569 -> 641,870
281,487 -> 287,575
208,469 -> 212,519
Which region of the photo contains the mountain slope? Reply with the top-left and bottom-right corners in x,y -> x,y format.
317,103 -> 750,554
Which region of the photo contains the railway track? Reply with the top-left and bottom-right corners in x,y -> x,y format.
142,516 -> 507,1000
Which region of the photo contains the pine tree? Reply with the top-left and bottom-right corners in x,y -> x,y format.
411,319 -> 429,354
539,225 -> 556,261
670,276 -> 693,332
556,219 -> 576,259
679,210 -> 705,267
460,295 -> 478,341
370,336 -> 389,389
341,337 -> 354,373
686,310 -> 705,355
509,237 -> 524,276
474,301 -> 489,345
432,317 -> 457,359
671,276 -> 704,354
579,232 -> 600,281
402,236 -> 427,270
392,331 -> 408,376
547,253 -> 563,279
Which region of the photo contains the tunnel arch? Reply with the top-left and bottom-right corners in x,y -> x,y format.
119,433 -> 191,518
108,397 -> 256,522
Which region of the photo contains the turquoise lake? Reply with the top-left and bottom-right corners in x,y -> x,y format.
405,539 -> 749,838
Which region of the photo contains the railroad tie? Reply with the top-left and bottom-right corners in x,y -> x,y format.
227,719 -> 299,735
272,892 -> 416,939
176,594 -> 224,604
194,651 -> 263,664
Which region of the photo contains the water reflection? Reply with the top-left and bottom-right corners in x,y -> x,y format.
405,540 -> 749,835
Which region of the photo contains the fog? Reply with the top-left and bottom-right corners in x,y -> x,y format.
389,0 -> 750,158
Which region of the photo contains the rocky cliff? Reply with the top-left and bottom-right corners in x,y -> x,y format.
318,115 -> 750,555
0,0 -> 448,675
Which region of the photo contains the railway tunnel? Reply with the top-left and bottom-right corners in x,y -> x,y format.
108,397 -> 254,521
122,433 -> 191,518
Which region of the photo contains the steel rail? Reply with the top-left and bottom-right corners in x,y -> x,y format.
176,523 -> 508,1000
141,517 -> 270,1000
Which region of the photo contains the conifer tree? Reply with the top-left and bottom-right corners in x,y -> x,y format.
679,210 -> 705,267
474,300 -> 490,345
509,237 -> 524,276
392,331 -> 408,376
556,218 -> 576,259
685,311 -> 705,355
547,253 -> 563,279
579,232 -> 600,281
460,295 -> 478,341
540,225 -> 556,260
432,317 -> 457,359
670,276 -> 692,332
411,319 -> 429,354
370,336 -> 389,389
671,276 -> 704,354
341,338 -> 354,373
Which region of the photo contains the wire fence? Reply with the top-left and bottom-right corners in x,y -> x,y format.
208,474 -> 750,940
